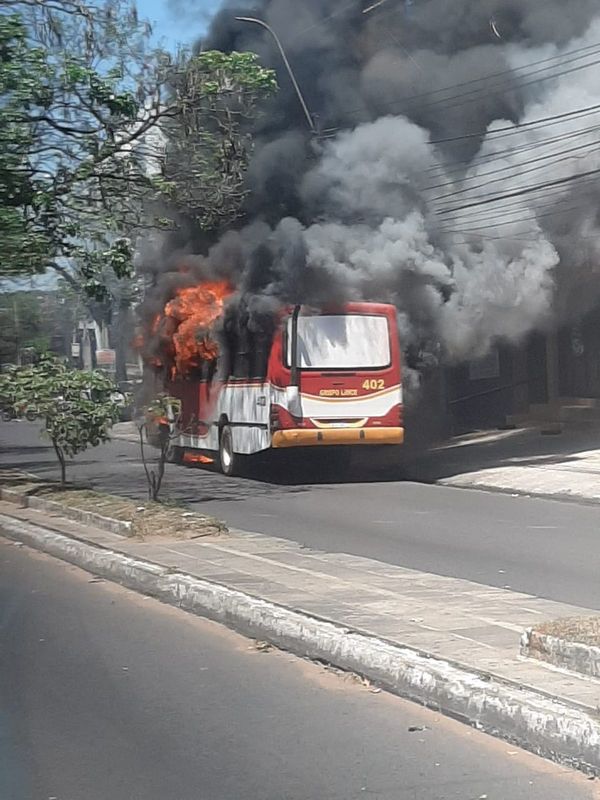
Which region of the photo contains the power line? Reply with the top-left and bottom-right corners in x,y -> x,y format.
434,190 -> 592,226
437,199 -> 593,233
435,166 -> 600,216
429,101 -> 600,146
444,227 -> 600,245
405,52 -> 600,116
441,229 -> 546,244
337,41 -> 600,121
425,138 -> 600,201
436,171 -> 600,224
321,101 -> 600,172
423,135 -> 600,193
424,119 -> 600,177
438,198 -> 575,227
348,39 -> 600,113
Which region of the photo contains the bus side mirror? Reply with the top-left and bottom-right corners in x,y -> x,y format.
285,385 -> 302,418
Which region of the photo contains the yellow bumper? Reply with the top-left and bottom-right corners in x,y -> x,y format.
272,427 -> 404,448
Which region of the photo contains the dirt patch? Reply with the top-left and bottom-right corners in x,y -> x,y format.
0,469 -> 226,540
536,616 -> 600,646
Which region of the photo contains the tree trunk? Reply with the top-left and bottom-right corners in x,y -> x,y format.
52,440 -> 67,484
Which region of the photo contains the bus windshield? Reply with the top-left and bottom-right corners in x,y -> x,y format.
288,314 -> 391,370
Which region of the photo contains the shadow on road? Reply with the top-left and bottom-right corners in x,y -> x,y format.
4,420 -> 600,501
0,445 -> 54,456
405,424 -> 600,483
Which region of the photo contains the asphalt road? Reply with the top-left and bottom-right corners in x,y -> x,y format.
1,422 -> 599,610
1,539 -> 597,800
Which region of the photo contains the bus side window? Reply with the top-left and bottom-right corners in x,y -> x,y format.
215,330 -> 230,381
233,310 -> 251,379
233,340 -> 250,379
216,310 -> 237,382
250,332 -> 270,380
200,357 -> 213,384
249,311 -> 275,380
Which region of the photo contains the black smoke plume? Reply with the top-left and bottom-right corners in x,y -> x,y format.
142,0 -> 600,378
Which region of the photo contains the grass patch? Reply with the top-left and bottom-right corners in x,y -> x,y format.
536,616 -> 600,646
0,469 -> 226,540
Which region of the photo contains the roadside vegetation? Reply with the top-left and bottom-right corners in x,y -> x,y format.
0,0 -> 277,498
0,470 -> 225,539
0,357 -> 121,483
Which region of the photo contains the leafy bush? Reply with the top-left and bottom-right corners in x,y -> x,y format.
0,357 -> 122,482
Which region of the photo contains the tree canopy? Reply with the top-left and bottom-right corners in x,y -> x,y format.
0,356 -> 121,482
0,0 -> 277,297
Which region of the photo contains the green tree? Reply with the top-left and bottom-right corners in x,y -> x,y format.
0,292 -> 48,364
0,3 -> 277,382
0,14 -> 52,276
0,2 -> 277,278
0,357 -> 121,483
0,3 -> 160,279
162,50 -> 278,233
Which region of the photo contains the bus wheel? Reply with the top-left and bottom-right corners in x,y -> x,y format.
219,425 -> 236,477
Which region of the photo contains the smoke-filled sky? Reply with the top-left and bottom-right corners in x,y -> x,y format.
145,0 -> 600,364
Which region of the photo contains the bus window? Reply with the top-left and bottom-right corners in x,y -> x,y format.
233,324 -> 250,379
288,315 -> 391,370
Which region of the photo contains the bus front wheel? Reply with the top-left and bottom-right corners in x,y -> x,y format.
219,425 -> 237,477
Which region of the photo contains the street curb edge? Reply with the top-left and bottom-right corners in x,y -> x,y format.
0,487 -> 133,536
522,627 -> 600,680
437,477 -> 600,507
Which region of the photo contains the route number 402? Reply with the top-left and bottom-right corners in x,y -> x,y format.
362,379 -> 385,391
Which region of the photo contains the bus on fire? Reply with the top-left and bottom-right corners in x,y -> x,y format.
161,300 -> 404,475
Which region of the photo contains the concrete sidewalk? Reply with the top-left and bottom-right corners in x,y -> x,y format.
112,420 -> 141,444
413,425 -> 600,504
2,498 -> 600,773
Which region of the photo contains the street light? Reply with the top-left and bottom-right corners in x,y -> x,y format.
235,16 -> 317,135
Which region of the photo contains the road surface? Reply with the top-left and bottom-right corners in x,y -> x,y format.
1,539 -> 597,800
1,422 -> 599,609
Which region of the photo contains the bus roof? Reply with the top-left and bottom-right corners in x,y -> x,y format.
282,301 -> 397,316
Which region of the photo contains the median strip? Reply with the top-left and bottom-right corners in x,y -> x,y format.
0,470 -> 226,539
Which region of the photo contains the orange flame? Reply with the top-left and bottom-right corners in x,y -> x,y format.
155,280 -> 232,377
183,452 -> 214,465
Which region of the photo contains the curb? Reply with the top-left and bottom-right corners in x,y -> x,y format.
437,477 -> 600,508
110,431 -> 141,444
0,488 -> 132,537
522,627 -> 600,680
1,511 -> 600,776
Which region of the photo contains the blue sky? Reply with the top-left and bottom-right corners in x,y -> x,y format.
136,0 -> 222,51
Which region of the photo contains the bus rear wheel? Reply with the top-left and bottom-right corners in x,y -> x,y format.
219,425 -> 237,477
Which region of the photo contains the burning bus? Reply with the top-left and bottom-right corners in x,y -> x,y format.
147,283 -> 404,475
